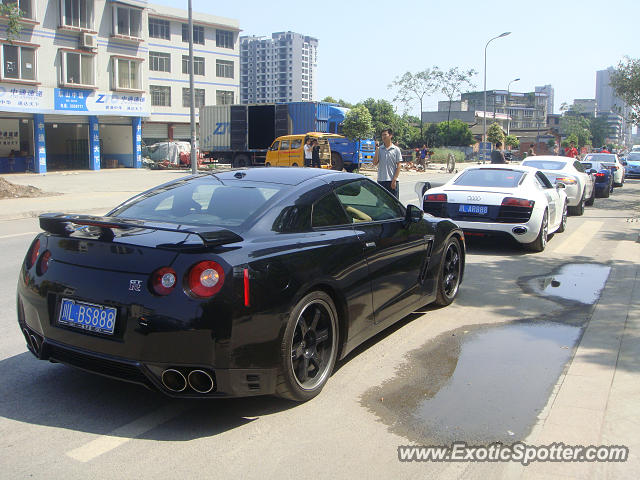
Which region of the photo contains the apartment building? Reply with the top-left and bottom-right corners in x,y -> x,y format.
0,0 -> 239,174
240,31 -> 317,104
461,90 -> 549,131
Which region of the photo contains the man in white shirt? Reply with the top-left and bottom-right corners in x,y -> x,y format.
373,128 -> 402,198
303,137 -> 313,167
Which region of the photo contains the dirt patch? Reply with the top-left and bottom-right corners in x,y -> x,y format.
0,177 -> 60,199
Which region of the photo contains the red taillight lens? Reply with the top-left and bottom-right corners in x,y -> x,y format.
187,261 -> 225,298
555,176 -> 577,185
37,250 -> 51,275
595,173 -> 605,178
151,267 -> 177,296
501,197 -> 534,208
27,239 -> 40,269
425,193 -> 447,202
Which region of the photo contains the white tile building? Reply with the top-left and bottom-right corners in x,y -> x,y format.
240,31 -> 317,104
0,0 -> 239,174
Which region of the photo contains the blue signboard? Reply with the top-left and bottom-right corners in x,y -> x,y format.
55,89 -> 90,111
479,141 -> 492,163
132,117 -> 142,168
89,116 -> 100,170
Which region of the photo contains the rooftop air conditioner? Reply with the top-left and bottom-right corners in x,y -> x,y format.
80,33 -> 96,50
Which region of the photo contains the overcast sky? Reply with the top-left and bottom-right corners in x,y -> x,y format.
152,0 -> 639,116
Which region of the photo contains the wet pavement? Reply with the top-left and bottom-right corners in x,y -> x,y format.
361,263 -> 611,445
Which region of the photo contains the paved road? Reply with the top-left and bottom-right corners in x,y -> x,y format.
0,172 -> 638,479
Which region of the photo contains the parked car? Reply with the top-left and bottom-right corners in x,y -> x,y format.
623,152 -> 640,178
582,153 -> 625,187
580,160 -> 614,198
17,168 -> 465,402
521,156 -> 595,216
416,164 -> 567,252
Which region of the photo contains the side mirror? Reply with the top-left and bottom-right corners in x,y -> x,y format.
556,182 -> 566,189
405,204 -> 424,225
621,160 -> 628,166
413,181 -> 431,204
589,169 -> 597,174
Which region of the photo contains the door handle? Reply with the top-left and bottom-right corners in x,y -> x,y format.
365,241 -> 376,249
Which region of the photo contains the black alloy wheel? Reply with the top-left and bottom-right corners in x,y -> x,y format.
276,291 -> 338,401
435,237 -> 462,306
585,185 -> 595,206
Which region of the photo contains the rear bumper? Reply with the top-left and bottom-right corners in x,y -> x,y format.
454,219 -> 540,244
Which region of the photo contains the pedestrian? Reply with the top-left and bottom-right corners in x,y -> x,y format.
311,139 -> 321,168
418,144 -> 427,170
490,141 -> 507,164
527,143 -> 536,157
303,137 -> 313,167
373,128 -> 402,198
564,141 -> 579,158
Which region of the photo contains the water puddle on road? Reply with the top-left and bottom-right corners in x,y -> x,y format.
361,263 -> 611,444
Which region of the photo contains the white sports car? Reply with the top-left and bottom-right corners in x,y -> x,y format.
416,165 -> 568,252
521,156 -> 595,216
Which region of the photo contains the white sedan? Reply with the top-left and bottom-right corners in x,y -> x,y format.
521,156 -> 595,215
582,153 -> 625,187
416,165 -> 568,252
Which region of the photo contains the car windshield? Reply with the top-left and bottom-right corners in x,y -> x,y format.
453,168 -> 525,188
521,160 -> 567,170
584,154 -> 617,163
626,153 -> 640,161
111,176 -> 285,227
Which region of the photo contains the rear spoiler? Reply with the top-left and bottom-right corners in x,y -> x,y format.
39,213 -> 243,248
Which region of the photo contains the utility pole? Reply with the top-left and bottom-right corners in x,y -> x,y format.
189,0 -> 197,175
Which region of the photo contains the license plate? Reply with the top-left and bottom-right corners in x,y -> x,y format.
459,204 -> 488,215
58,298 -> 117,335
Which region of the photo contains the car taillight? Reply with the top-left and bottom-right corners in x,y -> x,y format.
425,193 -> 447,202
151,267 -> 177,296
27,239 -> 40,269
501,197 -> 534,208
187,261 -> 225,298
555,176 -> 577,185
37,250 -> 51,275
595,173 -> 605,178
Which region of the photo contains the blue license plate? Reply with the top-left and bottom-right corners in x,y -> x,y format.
58,298 -> 117,335
459,204 -> 488,215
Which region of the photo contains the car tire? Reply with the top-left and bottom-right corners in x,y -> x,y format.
526,209 -> 548,252
568,193 -> 585,216
602,181 -> 611,198
331,152 -> 344,171
435,237 -> 462,306
585,185 -> 595,206
233,154 -> 249,168
276,291 -> 339,402
556,202 -> 568,233
265,162 -> 271,167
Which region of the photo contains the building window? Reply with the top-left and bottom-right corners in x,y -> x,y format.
216,29 -> 233,49
62,50 -> 94,86
60,0 -> 94,30
148,17 -> 170,39
216,90 -> 234,105
216,59 -> 233,78
112,57 -> 142,90
150,85 -> 170,106
182,55 -> 204,75
182,88 -> 205,108
113,5 -> 142,37
182,24 -> 204,44
2,44 -> 35,81
149,51 -> 170,72
2,0 -> 34,19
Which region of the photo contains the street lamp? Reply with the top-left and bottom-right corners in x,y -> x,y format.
483,32 -> 511,145
506,77 -> 520,136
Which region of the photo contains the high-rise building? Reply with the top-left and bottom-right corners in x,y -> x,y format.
572,99 -> 597,117
535,85 -> 555,114
240,32 -> 318,104
596,67 -> 632,144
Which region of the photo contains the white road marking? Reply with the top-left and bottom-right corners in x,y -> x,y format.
0,231 -> 39,240
66,404 -> 188,462
550,221 -> 604,255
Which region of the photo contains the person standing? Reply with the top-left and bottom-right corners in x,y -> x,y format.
311,139 -> 321,168
303,137 -> 313,167
490,141 -> 507,164
527,143 -> 536,156
564,141 -> 579,158
418,144 -> 428,169
373,128 -> 402,198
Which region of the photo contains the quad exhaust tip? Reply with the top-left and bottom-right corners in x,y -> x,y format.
161,368 -> 215,393
161,369 -> 187,392
188,370 -> 215,394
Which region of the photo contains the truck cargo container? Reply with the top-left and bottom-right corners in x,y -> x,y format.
199,102 -> 374,171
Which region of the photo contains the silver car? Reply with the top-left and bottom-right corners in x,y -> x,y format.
521,156 -> 595,216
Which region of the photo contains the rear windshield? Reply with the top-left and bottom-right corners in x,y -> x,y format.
453,169 -> 525,188
626,153 -> 640,161
584,154 -> 616,163
522,160 -> 567,170
111,176 -> 285,227
581,161 -> 610,171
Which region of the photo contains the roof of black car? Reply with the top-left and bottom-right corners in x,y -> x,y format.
203,167 -> 357,185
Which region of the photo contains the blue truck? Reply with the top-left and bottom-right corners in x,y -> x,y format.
199,102 -> 374,171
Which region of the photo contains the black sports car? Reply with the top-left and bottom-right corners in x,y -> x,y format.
17,168 -> 465,401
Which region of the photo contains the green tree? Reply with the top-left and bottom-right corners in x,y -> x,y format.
546,138 -> 556,150
433,67 -> 477,135
437,119 -> 475,146
321,96 -> 353,108
589,116 -> 609,147
0,3 -> 23,42
560,113 -> 591,148
424,123 -> 441,148
610,57 -> 640,125
487,122 -> 505,145
388,69 -> 438,137
505,135 -> 520,149
342,105 -> 373,142
561,133 -> 579,149
360,98 -> 402,139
